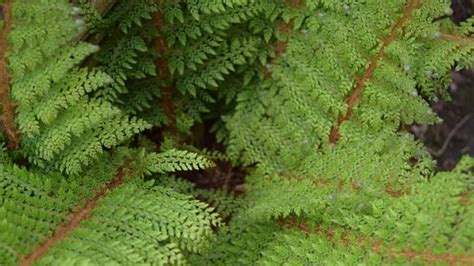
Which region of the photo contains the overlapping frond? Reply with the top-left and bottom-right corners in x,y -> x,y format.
200,0 -> 474,264
0,148 -> 220,265
1,0 -> 473,265
8,0 -> 150,174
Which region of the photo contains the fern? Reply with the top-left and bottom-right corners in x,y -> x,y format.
0,151 -> 220,265
158,0 -> 286,133
0,0 -> 473,265
199,0 -> 474,264
8,0 -> 150,175
1,1 -> 220,264
145,148 -> 215,174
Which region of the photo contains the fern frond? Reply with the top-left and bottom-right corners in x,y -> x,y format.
200,0 -> 474,264
0,160 -> 220,265
8,0 -> 150,174
1,0 -> 473,264
145,149 -> 215,175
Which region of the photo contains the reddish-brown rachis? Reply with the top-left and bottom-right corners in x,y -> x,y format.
329,0 -> 423,144
153,10 -> 177,134
279,219 -> 474,265
0,0 -> 20,150
264,1 -> 303,79
18,169 -> 125,266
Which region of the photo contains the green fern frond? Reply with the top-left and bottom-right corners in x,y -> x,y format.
145,149 -> 215,175
0,160 -> 220,265
200,0 -> 474,264
8,0 -> 150,175
1,0 -> 473,264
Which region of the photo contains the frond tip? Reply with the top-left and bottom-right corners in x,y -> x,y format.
145,149 -> 215,175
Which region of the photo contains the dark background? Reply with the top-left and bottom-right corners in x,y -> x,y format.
413,0 -> 474,171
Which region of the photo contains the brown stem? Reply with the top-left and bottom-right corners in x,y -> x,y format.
18,168 -> 125,266
388,249 -> 474,265
282,171 -> 408,198
329,0 -> 424,144
286,0 -> 304,9
264,4 -> 302,79
279,219 -> 474,265
153,10 -> 176,134
264,23 -> 290,79
263,1 -> 305,79
0,0 -> 20,150
440,32 -> 474,44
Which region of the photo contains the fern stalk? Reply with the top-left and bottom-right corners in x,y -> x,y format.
278,218 -> 474,264
153,10 -> 177,135
329,0 -> 423,144
0,0 -> 19,149
18,168 -> 126,266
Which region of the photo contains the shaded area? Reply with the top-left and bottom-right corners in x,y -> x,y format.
413,0 -> 473,171
177,123 -> 247,194
415,69 -> 474,171
451,0 -> 474,23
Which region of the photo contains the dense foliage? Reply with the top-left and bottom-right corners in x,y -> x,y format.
0,0 -> 473,265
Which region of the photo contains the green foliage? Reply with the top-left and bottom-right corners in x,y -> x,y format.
144,148 -> 215,174
158,175 -> 244,218
191,158 -> 474,265
9,0 -> 150,175
0,158 -> 220,265
0,0 -> 473,265
196,0 -> 474,264
161,0 -> 287,132
79,0 -> 165,126
1,1 -> 220,264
